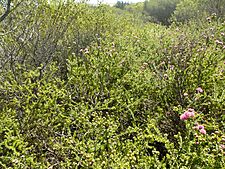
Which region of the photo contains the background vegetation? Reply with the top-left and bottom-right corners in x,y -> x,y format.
0,0 -> 224,168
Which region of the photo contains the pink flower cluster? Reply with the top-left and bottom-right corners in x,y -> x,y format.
180,108 -> 195,121
193,124 -> 207,135
196,87 -> 203,93
215,39 -> 223,45
199,126 -> 206,135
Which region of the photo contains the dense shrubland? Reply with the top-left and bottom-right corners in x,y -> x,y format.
120,0 -> 225,25
0,0 -> 225,168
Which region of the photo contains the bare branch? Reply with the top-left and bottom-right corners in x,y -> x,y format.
0,0 -> 24,23
0,0 -> 11,22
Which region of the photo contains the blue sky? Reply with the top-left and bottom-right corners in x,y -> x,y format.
87,0 -> 145,5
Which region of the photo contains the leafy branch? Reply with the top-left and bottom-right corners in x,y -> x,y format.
0,0 -> 23,22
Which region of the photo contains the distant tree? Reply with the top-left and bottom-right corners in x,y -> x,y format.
114,1 -> 129,10
172,0 -> 201,23
173,0 -> 225,23
143,0 -> 180,25
125,2 -> 143,12
125,2 -> 153,22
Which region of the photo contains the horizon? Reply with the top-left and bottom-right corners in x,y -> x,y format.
87,0 -> 145,5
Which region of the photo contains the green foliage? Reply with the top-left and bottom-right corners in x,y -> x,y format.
173,0 -> 225,23
198,0 -> 225,17
143,0 -> 180,25
0,0 -> 225,168
172,0 -> 202,23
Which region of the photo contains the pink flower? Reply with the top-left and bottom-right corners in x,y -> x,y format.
185,111 -> 195,118
170,65 -> 174,70
196,87 -> 203,93
180,108 -> 195,120
184,109 -> 195,118
200,129 -> 206,135
180,113 -> 188,120
197,125 -> 204,130
188,108 -> 194,112
215,39 -> 220,43
215,40 -> 223,45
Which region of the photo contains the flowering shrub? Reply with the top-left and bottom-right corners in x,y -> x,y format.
0,1 -> 224,168
180,108 -> 195,120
